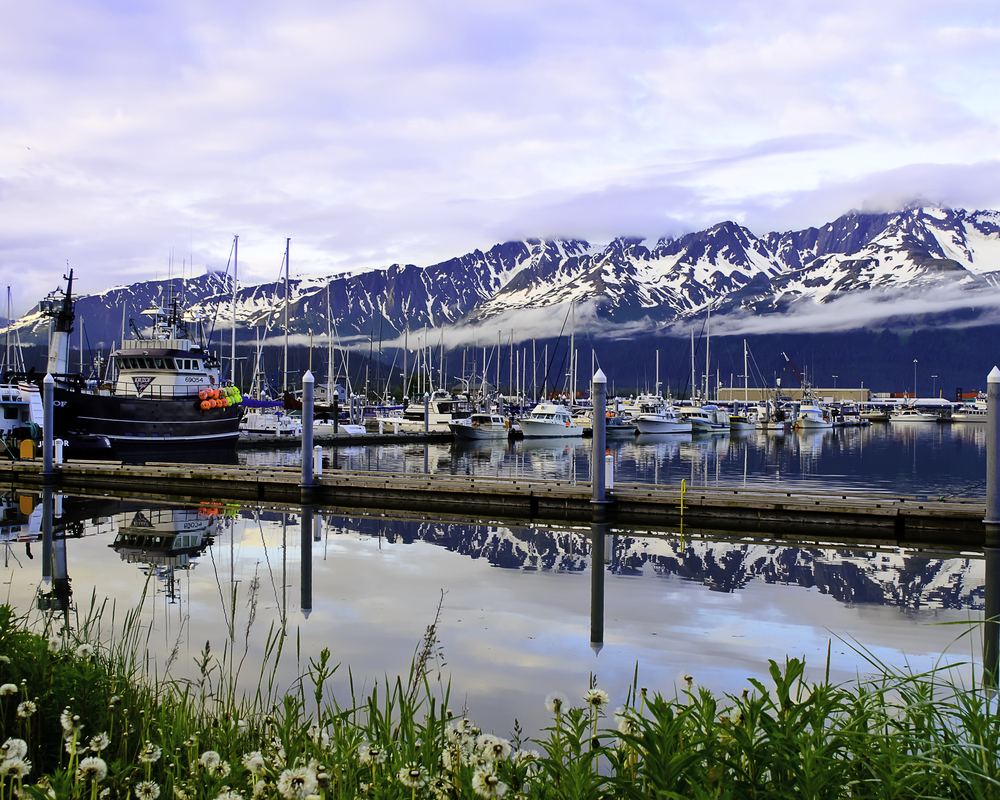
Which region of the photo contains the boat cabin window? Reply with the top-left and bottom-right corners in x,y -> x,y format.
4,408 -> 18,420
155,358 -> 165,369
165,359 -> 175,369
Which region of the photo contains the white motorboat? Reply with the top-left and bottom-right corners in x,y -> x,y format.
794,402 -> 832,430
240,408 -> 302,437
676,404 -> 730,433
634,399 -> 692,434
375,390 -> 473,433
889,408 -> 938,423
449,413 -> 510,440
952,402 -> 988,423
518,403 -> 584,438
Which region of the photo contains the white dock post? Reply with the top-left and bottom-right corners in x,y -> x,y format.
43,373 -> 54,479
314,445 -> 323,476
301,371 -> 314,501
591,369 -> 607,504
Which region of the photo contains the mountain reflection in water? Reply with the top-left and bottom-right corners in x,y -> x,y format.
3,488 -> 990,739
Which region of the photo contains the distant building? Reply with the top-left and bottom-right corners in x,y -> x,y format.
716,387 -> 871,403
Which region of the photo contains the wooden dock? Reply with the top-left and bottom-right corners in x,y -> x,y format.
1,459 -> 988,545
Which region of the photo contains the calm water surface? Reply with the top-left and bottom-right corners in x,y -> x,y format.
242,420 -> 988,498
3,419 -> 991,740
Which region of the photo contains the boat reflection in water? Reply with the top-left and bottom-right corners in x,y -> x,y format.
5,493 -> 996,738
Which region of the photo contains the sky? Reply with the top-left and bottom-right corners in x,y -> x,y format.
2,0 -> 1000,315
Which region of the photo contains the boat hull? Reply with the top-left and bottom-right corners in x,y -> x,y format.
518,420 -> 583,438
448,422 -> 509,440
634,416 -> 692,434
52,387 -> 241,461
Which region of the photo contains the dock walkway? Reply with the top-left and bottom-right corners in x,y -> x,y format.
1,459 -> 987,544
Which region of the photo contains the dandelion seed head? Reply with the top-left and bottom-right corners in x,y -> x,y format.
357,744 -> 386,765
65,739 -> 85,756
0,757 -> 31,779
139,743 -> 162,764
88,733 -> 110,753
252,781 -> 267,799
544,693 -> 567,714
47,636 -> 61,652
75,644 -> 95,659
471,768 -> 507,799
215,791 -> 243,800
241,752 -> 267,777
2,738 -> 28,760
134,780 -> 161,800
0,655 -> 9,664
198,751 -> 222,768
584,688 -> 610,709
275,766 -> 317,800
77,757 -> 108,782
208,761 -> 232,778
17,702 -> 37,719
396,763 -> 427,788
0,683 -> 17,696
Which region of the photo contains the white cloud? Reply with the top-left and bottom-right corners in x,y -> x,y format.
2,0 -> 1000,314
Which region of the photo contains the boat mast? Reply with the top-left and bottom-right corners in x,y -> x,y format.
690,329 -> 695,402
45,268 -> 75,378
705,302 -> 711,402
327,284 -> 333,403
231,235 -> 238,385
283,238 -> 290,394
744,338 -> 748,404
656,350 -> 660,398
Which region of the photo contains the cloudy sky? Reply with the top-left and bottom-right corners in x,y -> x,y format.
2,0 -> 999,313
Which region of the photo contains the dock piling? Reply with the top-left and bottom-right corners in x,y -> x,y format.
301,371 -> 315,502
42,373 -> 54,480
985,366 -> 1000,686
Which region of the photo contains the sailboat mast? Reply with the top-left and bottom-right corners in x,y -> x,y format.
744,338 -> 748,404
705,302 -> 711,401
283,238 -> 290,394
690,329 -> 695,401
656,350 -> 660,397
232,235 -> 238,385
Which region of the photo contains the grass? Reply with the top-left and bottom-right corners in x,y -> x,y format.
2,592 -> 1000,799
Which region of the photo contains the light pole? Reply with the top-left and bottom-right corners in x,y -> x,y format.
932,374 -> 938,397
832,375 -> 838,389
913,359 -> 918,400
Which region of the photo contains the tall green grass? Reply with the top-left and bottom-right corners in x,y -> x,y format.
1,590 -> 998,799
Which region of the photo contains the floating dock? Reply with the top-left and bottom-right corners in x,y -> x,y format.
1,459 -> 987,545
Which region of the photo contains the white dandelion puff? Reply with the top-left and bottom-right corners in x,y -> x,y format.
75,644 -> 95,659
471,768 -> 507,799
396,763 -> 428,788
2,738 -> 28,760
77,757 -> 108,782
134,781 -> 161,800
544,693 -> 568,714
275,766 -> 317,800
0,683 -> 17,696
88,733 -> 110,752
138,742 -> 162,764
241,752 -> 267,777
0,757 -> 31,779
198,751 -> 222,768
17,701 -> 37,718
583,688 -> 610,710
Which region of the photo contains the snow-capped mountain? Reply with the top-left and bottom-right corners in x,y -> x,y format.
8,205 -> 1000,351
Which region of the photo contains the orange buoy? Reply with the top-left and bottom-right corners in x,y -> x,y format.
199,389 -> 209,400
200,400 -> 212,410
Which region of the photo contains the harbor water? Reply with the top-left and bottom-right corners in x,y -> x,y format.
3,421 -> 990,739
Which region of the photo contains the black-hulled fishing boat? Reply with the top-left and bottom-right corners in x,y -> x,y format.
30,271 -> 243,461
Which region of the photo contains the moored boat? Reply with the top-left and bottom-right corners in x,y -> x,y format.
889,407 -> 938,423
449,412 -> 510,440
518,403 -> 583,438
676,404 -> 730,433
794,402 -> 832,430
634,398 -> 692,434
31,271 -> 243,460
